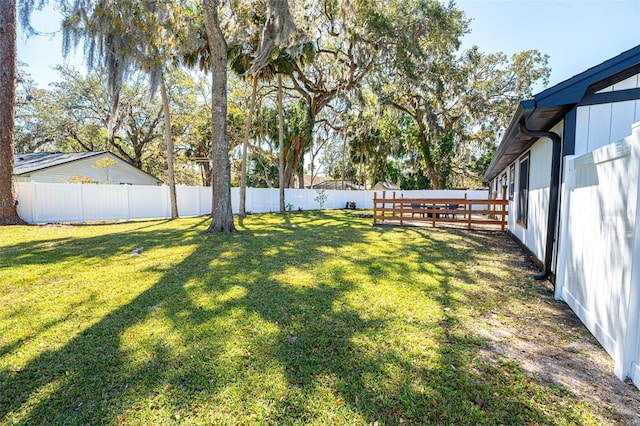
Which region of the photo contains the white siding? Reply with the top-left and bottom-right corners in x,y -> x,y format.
15,154 -> 160,185
596,73 -> 640,93
504,121 -> 563,263
575,72 -> 640,155
611,101 -> 638,142
587,103 -> 613,151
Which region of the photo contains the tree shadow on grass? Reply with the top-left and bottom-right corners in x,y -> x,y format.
0,212 -> 610,424
0,213 -> 374,423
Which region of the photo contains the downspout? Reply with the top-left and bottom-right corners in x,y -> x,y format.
518,118 -> 562,285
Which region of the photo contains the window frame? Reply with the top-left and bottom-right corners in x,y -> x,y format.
516,153 -> 530,228
509,164 -> 515,201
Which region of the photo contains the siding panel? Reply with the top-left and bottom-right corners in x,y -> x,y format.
575,106 -> 591,156
587,103 -> 613,151
18,155 -> 160,185
613,74 -> 640,90
611,101 -> 638,143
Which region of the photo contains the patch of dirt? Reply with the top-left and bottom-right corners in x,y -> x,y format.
477,234 -> 640,425
38,223 -> 74,228
33,240 -> 66,248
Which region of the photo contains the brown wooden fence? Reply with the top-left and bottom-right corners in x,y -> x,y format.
373,191 -> 508,230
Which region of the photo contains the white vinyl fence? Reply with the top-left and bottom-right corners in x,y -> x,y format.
14,182 -> 488,225
555,121 -> 640,387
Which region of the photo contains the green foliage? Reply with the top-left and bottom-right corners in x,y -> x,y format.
15,0 -> 551,191
400,170 -> 431,190
94,155 -> 116,183
422,130 -> 455,189
246,150 -> 279,188
371,1 -> 549,188
66,173 -> 92,184
313,188 -> 328,208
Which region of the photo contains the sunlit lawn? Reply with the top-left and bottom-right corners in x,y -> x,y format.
0,211 -> 605,424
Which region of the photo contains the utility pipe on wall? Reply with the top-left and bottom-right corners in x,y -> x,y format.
518,119 -> 562,285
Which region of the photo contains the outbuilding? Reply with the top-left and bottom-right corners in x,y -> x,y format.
14,151 -> 162,185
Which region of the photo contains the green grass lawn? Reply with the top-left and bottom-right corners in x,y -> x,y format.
0,211 -> 606,425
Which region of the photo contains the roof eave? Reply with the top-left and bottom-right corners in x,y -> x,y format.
483,101 -> 570,182
483,44 -> 640,183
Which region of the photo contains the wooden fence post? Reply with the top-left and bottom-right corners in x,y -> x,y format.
383,191 -> 387,222
491,192 -> 496,223
466,194 -> 471,230
373,192 -> 377,225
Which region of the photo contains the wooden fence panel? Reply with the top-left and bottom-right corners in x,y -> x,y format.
373,191 -> 508,230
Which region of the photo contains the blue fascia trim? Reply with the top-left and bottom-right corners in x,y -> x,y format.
521,99 -> 536,110
563,107 -> 577,156
578,87 -> 640,106
533,45 -> 640,107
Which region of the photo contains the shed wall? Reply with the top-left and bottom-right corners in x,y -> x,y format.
15,154 -> 160,185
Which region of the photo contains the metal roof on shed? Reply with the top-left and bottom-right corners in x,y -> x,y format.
14,152 -> 106,175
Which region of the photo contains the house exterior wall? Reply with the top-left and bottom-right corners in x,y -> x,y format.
575,72 -> 640,156
15,154 -> 160,185
499,121 -> 563,264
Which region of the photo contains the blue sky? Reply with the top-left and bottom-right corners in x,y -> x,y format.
457,0 -> 640,90
17,1 -> 640,92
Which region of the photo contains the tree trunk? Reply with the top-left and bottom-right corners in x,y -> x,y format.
298,166 -> 304,189
341,126 -> 347,190
0,1 -> 24,225
309,141 -> 315,189
203,0 -> 236,233
240,74 -> 258,216
201,161 -> 212,187
160,72 -> 179,219
278,74 -> 285,212
358,148 -> 364,189
420,138 -> 443,189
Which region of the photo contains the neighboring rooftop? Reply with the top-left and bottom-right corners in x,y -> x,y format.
14,151 -> 107,175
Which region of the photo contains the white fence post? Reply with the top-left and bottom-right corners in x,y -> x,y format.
196,186 -> 201,215
31,181 -> 38,224
554,155 -> 575,301
78,183 -> 85,224
125,184 -> 131,222
623,123 -> 640,386
163,185 -> 169,219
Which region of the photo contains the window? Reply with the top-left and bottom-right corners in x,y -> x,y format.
509,164 -> 515,200
500,173 -> 507,198
517,154 -> 530,227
